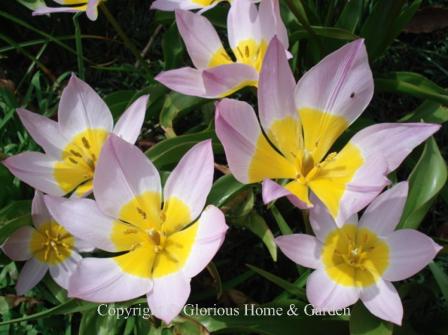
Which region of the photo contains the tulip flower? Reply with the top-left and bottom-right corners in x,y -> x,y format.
33,0 -> 101,21
155,0 -> 288,98
215,37 -> 440,226
151,0 -> 230,13
44,135 -> 228,323
1,191 -> 90,294
276,182 -> 442,325
3,74 -> 148,197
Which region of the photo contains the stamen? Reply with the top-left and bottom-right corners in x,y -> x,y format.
81,136 -> 91,149
244,45 -> 250,58
137,207 -> 147,220
69,158 -> 78,164
70,150 -> 83,158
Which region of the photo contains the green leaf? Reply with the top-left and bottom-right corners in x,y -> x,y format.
336,0 -> 363,32
0,200 -> 32,244
162,22 -> 185,70
399,137 -> 447,229
391,0 -> 422,38
400,100 -> 448,124
429,262 -> 448,303
290,26 -> 358,42
270,205 -> 292,235
16,0 -> 46,10
375,72 -> 448,105
206,174 -> 248,208
349,302 -> 393,335
246,264 -> 305,299
104,90 -> 137,121
242,212 -> 277,261
79,306 -> 124,335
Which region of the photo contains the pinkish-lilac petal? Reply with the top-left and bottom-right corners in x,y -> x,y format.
86,0 -> 100,21
259,0 -> 288,48
49,252 -> 82,290
33,5 -> 83,16
2,226 -> 33,261
58,74 -> 113,140
164,140 -> 214,222
276,234 -> 321,269
359,182 -> 409,236
183,205 -> 228,278
16,108 -> 67,159
31,191 -> 52,227
94,134 -> 161,219
2,152 -> 64,196
295,39 -> 373,127
351,123 -> 441,173
69,257 -> 153,302
155,67 -> 206,98
261,179 -> 309,209
360,279 -> 403,325
227,0 -> 260,49
383,229 -> 442,282
175,10 -> 225,69
147,271 -> 191,324
75,239 -> 95,252
44,195 -> 117,252
16,259 -> 48,295
308,193 -> 339,242
203,63 -> 258,98
113,95 -> 148,144
306,268 -> 360,311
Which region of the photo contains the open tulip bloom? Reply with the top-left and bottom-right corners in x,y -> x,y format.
2,191 -> 90,295
215,37 -> 440,227
151,0 -> 230,13
3,74 -> 148,198
275,182 -> 442,325
44,136 -> 228,323
33,0 -> 101,20
155,0 -> 288,99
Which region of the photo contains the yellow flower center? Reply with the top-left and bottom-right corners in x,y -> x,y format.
192,0 -> 223,6
30,221 -> 75,265
111,192 -> 198,279
54,128 -> 108,196
321,224 -> 389,287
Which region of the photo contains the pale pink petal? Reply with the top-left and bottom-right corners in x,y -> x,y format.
33,6 -> 83,16
147,271 -> 191,324
350,123 -> 441,173
309,193 -> 340,242
183,205 -> 228,277
94,134 -> 161,219
44,195 -> 117,252
49,252 -> 81,290
203,63 -> 258,98
295,39 -> 373,126
16,259 -> 48,295
151,0 -> 184,11
75,239 -> 95,252
359,182 -> 409,236
175,10 -> 225,69
306,268 -> 360,311
58,74 -> 113,140
16,108 -> 67,159
275,234 -> 321,269
31,191 -> 52,227
227,0 -> 260,49
2,226 -> 33,261
361,279 -> 403,325
155,67 -> 206,98
261,179 -> 309,209
164,140 -> 214,221
258,37 -> 296,133
113,95 -> 148,144
259,0 -> 288,48
2,152 -> 64,196
86,0 -> 100,21
69,257 -> 152,302
383,230 -> 442,282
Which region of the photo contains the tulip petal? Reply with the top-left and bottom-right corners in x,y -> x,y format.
94,134 -> 161,219
156,67 -> 207,97
163,140 -> 214,233
49,252 -> 81,290
259,0 -> 288,49
309,194 -> 340,242
32,191 -> 52,227
113,95 -> 148,144
183,205 -> 228,277
261,179 -> 309,209
306,268 -> 360,311
16,259 -> 48,295
2,226 -> 33,261
276,234 -> 321,269
215,99 -> 297,184
147,270 -> 191,324
360,279 -> 403,325
33,5 -> 86,16
58,74 -> 113,140
3,152 -> 65,196
383,230 -> 442,282
227,0 -> 260,50
44,195 -> 118,252
295,39 -> 373,163
16,108 -> 67,159
350,123 -> 441,173
86,0 -> 100,20
175,10 -> 228,69
359,182 -> 409,236
69,257 -> 153,302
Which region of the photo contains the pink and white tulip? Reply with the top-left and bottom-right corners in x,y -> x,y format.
33,0 -> 101,21
215,37 -> 440,226
155,0 -> 288,98
44,135 -> 228,324
1,191 -> 89,294
3,74 -> 148,197
151,0 -> 230,13
275,182 -> 442,325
